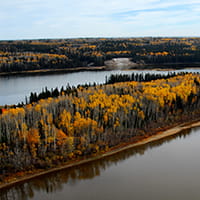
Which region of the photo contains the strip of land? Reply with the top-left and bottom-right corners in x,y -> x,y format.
1,119 -> 200,190
1,63 -> 200,77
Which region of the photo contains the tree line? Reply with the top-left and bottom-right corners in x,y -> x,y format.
105,71 -> 185,84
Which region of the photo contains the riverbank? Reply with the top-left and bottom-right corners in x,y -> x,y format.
1,119 -> 200,190
1,63 -> 200,77
132,62 -> 200,70
0,66 -> 106,77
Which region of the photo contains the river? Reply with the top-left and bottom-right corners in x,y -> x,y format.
1,126 -> 200,200
0,68 -> 199,106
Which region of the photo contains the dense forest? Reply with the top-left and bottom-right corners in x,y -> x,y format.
0,37 -> 200,73
1,73 -> 200,179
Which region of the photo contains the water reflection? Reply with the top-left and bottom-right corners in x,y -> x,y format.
0,127 -> 193,200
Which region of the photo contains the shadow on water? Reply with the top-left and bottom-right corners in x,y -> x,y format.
0,127 -> 196,200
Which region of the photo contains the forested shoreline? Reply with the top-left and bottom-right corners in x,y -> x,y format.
1,37 -> 200,74
1,73 -> 200,183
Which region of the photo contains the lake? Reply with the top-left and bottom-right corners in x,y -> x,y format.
1,126 -> 200,200
0,68 -> 199,106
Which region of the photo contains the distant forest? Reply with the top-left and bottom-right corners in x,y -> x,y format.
0,37 -> 200,73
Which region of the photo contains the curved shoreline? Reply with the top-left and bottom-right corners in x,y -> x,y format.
1,120 -> 200,190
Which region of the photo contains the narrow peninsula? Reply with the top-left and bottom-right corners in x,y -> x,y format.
1,73 -> 200,187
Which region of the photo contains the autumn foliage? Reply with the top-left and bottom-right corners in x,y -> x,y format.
1,73 -> 200,176
1,37 -> 200,73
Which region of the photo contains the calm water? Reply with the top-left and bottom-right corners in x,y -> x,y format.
1,127 -> 200,200
0,68 -> 199,106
